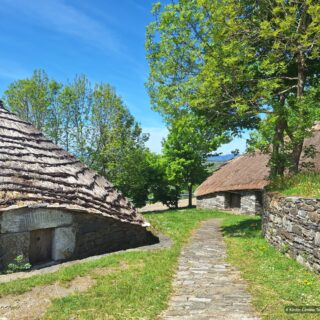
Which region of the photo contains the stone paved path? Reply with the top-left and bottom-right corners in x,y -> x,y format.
161,219 -> 260,320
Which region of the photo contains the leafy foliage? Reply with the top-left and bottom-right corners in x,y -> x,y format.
146,0 -> 320,176
162,112 -> 229,206
3,70 -> 151,207
5,255 -> 31,274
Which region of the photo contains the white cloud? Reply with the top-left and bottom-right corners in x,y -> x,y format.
1,0 -> 123,54
143,126 -> 168,154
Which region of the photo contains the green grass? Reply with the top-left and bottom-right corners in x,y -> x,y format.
222,216 -> 320,320
269,172 -> 320,198
1,209 -> 320,319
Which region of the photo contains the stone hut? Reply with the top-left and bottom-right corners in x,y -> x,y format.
195,152 -> 270,214
0,106 -> 158,270
196,125 -> 320,214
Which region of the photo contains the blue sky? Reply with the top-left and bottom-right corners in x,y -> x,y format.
0,0 -> 248,154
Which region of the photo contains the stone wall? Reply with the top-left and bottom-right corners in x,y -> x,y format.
72,213 -> 158,259
263,193 -> 320,272
240,191 -> 263,214
196,192 -> 227,210
197,190 -> 263,214
0,208 -> 158,270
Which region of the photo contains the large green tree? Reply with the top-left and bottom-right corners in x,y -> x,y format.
88,83 -> 150,207
146,0 -> 320,176
162,112 -> 228,207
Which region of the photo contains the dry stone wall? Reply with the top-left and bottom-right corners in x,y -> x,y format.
196,192 -> 227,210
263,193 -> 320,272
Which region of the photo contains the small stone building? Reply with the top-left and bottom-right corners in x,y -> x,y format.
196,153 -> 270,214
196,125 -> 320,214
0,106 -> 158,270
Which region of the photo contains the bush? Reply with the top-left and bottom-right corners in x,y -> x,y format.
5,255 -> 32,274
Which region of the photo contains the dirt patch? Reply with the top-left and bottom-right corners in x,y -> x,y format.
139,198 -> 196,213
91,261 -> 129,277
0,276 -> 95,320
0,263 -> 132,320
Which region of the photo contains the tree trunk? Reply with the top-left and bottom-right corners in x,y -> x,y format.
290,141 -> 304,174
289,50 -> 306,174
271,96 -> 286,177
188,184 -> 193,207
175,186 -> 179,209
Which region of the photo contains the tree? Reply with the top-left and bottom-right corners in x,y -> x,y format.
4,69 -> 62,133
162,112 -> 228,207
3,71 -> 152,208
86,83 -> 151,207
146,152 -> 183,209
146,0 -> 320,176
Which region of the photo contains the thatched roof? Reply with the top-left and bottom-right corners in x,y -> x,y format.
196,126 -> 320,197
195,152 -> 270,197
0,106 -> 148,227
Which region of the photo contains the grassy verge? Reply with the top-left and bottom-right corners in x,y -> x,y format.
269,172 -> 320,198
0,209 -> 228,319
1,209 -> 320,319
222,216 -> 320,320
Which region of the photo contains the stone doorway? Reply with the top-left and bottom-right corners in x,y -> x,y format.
29,229 -> 53,264
230,193 -> 241,209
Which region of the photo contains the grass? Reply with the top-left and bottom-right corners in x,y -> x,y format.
269,172 -> 320,198
1,209 -> 320,319
222,216 -> 320,320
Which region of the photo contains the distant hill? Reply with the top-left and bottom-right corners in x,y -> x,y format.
207,154 -> 234,162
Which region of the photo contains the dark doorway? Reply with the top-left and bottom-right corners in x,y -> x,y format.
230,193 -> 241,209
29,229 -> 53,264
256,192 -> 263,207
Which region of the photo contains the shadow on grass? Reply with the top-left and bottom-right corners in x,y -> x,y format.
221,218 -> 262,238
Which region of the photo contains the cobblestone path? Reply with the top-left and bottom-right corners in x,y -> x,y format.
161,219 -> 260,320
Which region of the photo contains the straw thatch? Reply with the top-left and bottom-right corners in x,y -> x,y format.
0,106 -> 148,227
196,126 -> 320,197
195,152 -> 270,197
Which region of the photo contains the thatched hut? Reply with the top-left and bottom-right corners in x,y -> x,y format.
196,152 -> 269,214
196,126 -> 320,214
0,106 -> 158,270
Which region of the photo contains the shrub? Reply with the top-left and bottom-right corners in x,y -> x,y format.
5,255 -> 31,274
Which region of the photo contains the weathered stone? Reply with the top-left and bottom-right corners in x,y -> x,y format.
161,219 -> 259,320
308,211 -> 320,224
292,225 -> 302,236
0,232 -> 30,268
263,193 -> 320,273
298,204 -> 315,212
197,192 -> 227,210
313,248 -> 320,259
0,209 -> 159,270
52,227 -> 76,261
280,230 -> 293,241
296,255 -> 305,265
297,210 -> 307,218
1,208 -> 73,233
197,190 -> 263,214
289,207 -> 298,216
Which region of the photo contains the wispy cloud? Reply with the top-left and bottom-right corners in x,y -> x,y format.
1,0 -> 123,54
126,0 -> 149,13
0,62 -> 29,81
